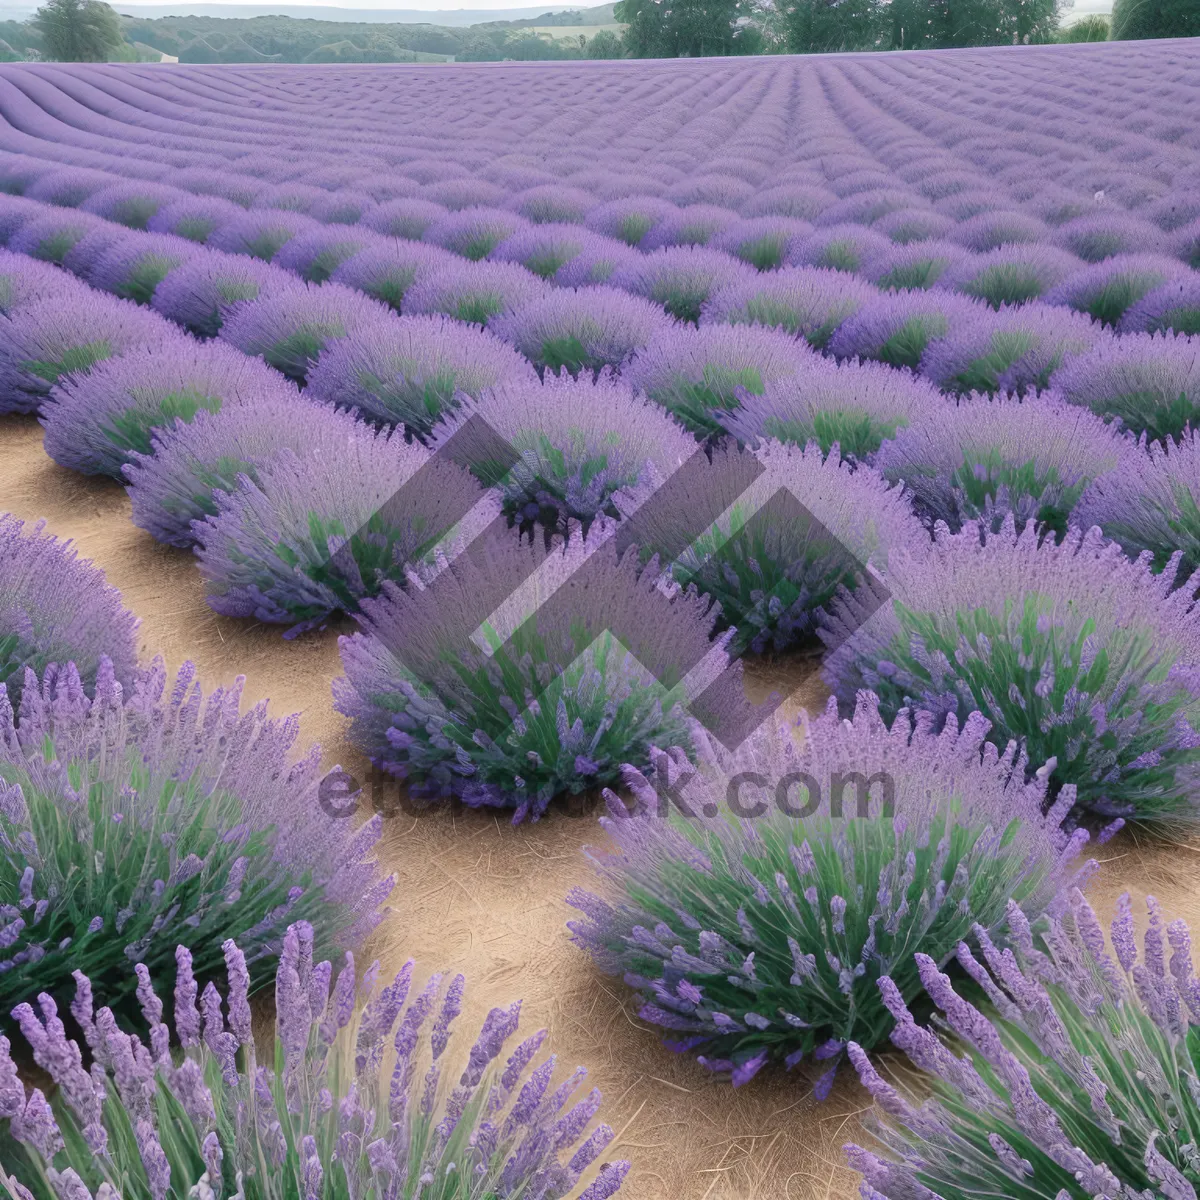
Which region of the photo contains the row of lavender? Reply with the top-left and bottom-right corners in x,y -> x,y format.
3,41 -> 1200,1200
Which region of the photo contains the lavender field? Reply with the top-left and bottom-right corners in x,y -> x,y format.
2,37 -> 1200,1200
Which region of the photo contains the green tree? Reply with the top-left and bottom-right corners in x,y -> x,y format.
884,0 -> 1062,48
586,27 -> 625,54
1111,0 -> 1200,39
616,0 -> 744,55
32,0 -> 123,60
784,0 -> 882,51
1059,12 -> 1109,38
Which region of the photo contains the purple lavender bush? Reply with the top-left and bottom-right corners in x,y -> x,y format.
701,266 -> 877,350
0,292 -> 176,414
827,289 -> 985,372
1076,429 -> 1200,580
124,392 -> 352,548
567,691 -> 1090,1088
362,197 -> 448,241
872,392 -> 1129,537
584,195 -> 677,247
489,286 -> 673,376
1043,253 -> 1191,327
428,370 -> 695,531
41,338 -> 297,478
552,234 -> 640,288
790,224 -> 893,275
937,244 -> 1086,309
402,260 -> 548,329
0,921 -> 629,1200
622,323 -> 810,439
918,302 -> 1104,395
195,423 -> 493,634
305,313 -> 536,439
822,518 -> 1200,827
1121,274 -> 1200,336
509,183 -> 594,224
712,217 -> 814,272
273,226 -> 381,285
7,210 -> 109,267
147,195 -> 244,244
151,253 -> 287,338
1049,331 -> 1200,442
0,656 -> 392,1014
0,513 -> 138,707
80,182 -> 187,231
846,890 -> 1200,1200
88,233 -> 199,306
617,441 -> 923,655
424,207 -> 530,261
608,247 -> 755,326
334,519 -> 744,820
218,281 -> 393,384
872,207 -> 954,244
949,209 -> 1050,252
1054,210 -> 1168,262
208,209 -> 322,263
865,240 -> 969,291
641,204 -> 739,252
0,250 -> 79,316
330,240 -> 455,312
489,223 -> 600,281
721,353 -> 946,460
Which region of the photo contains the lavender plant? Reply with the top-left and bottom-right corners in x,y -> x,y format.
0,251 -> 79,316
123,393 -> 353,548
424,207 -> 530,261
41,339 -> 298,479
427,371 -> 695,532
621,323 -> 810,439
865,241 -> 969,291
330,241 -> 456,313
1054,211 -> 1168,262
402,261 -> 548,329
81,182 -> 187,231
1121,275 -> 1200,336
640,205 -> 739,252
1049,330 -> 1200,442
306,314 -> 536,439
7,211 -> 109,267
846,889 -> 1200,1200
822,518 -> 1200,827
0,293 -> 177,414
791,225 -> 893,275
274,228 -> 381,285
0,514 -> 138,708
712,217 -> 813,272
208,210 -> 322,263
938,245 -> 1086,309
567,691 -> 1091,1089
584,195 -> 677,247
147,195 -> 244,244
362,198 -> 448,241
488,287 -> 673,376
621,440 -> 922,655
88,234 -> 199,306
218,282 -> 393,384
151,254 -> 287,339
722,354 -> 939,460
700,267 -> 877,350
0,656 -> 391,1015
826,289 -> 985,372
0,919 -> 630,1199
872,392 -> 1129,537
1044,253 -> 1191,327
334,519 -> 748,821
195,423 -> 494,634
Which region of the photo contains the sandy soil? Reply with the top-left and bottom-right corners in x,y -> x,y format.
4,411 -> 1197,1200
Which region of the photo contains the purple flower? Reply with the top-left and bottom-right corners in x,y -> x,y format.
42,337 -> 296,478
822,518 -> 1200,825
147,195 -> 244,244
721,351 -> 945,460
569,689 -> 1086,1080
641,203 -> 740,251
490,222 -> 606,281
24,166 -> 114,209
918,300 -> 1104,395
789,224 -> 894,275
949,209 -> 1050,253
509,184 -> 595,225
701,265 -> 877,350
208,208 -> 323,262
584,195 -> 678,247
402,259 -> 549,328
329,239 -> 455,312
309,188 -> 376,226
1120,273 -> 1200,337
937,244 -> 1087,309
0,248 -> 81,316
362,198 -> 449,241
1054,210 -> 1169,262
846,891 -> 1200,1200
81,182 -> 188,230
421,176 -> 506,210
872,207 -> 954,245
123,387 -> 348,547
0,654 -> 392,1017
8,209 -> 111,267
306,312 -> 535,439
665,173 -> 754,211
623,322 -> 812,439
712,217 -> 815,272
151,251 -> 288,338
424,206 -> 531,261
744,184 -> 837,223
218,280 -> 392,383
873,391 -> 1129,536
609,246 -> 755,325
489,285 -> 674,375
195,419 -> 492,631
428,369 -> 695,529
0,291 -> 176,413
273,226 -> 383,285
1049,329 -> 1200,441
864,240 -> 971,291
1043,253 -> 1191,327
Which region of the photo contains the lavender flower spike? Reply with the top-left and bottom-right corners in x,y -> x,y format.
569,690 -> 1088,1082
846,890 -> 1200,1200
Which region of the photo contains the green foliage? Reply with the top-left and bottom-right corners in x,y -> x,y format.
615,0 -> 761,57
1112,0 -> 1200,39
884,0 -> 1065,48
1059,12 -> 1110,38
586,27 -> 625,54
784,0 -> 884,53
32,0 -> 122,61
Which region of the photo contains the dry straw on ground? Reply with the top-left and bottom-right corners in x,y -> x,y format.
2,412 -> 1195,1199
